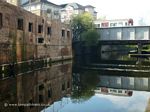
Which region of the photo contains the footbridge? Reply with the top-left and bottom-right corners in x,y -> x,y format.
97,26 -> 150,54
97,26 -> 150,45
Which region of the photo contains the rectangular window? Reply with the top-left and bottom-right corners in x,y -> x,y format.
0,13 -> 2,29
62,83 -> 65,91
47,27 -> 51,35
37,38 -> 44,43
17,18 -> 23,30
67,31 -> 70,38
29,22 -> 33,32
67,81 -> 70,88
101,22 -> 109,27
62,29 -> 65,37
48,89 -> 52,98
39,84 -> 44,91
38,25 -> 43,33
39,95 -> 43,103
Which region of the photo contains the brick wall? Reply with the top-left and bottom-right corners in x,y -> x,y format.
0,1 -> 72,64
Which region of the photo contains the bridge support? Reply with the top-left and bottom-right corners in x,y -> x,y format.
137,43 -> 142,54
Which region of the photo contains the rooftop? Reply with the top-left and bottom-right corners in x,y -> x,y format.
22,0 -> 59,7
84,5 -> 95,8
60,3 -> 85,10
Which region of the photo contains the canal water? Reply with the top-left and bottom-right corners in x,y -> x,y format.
1,51 -> 150,112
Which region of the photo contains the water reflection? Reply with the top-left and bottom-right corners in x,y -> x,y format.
41,66 -> 150,112
56,69 -> 150,112
98,75 -> 150,91
1,53 -> 150,112
0,61 -> 72,112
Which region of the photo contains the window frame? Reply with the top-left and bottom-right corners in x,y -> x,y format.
38,25 -> 43,33
0,13 -> 2,29
28,22 -> 33,32
17,18 -> 24,30
47,27 -> 51,35
62,29 -> 65,37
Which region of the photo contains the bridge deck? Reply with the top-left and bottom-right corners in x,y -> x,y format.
98,40 -> 150,45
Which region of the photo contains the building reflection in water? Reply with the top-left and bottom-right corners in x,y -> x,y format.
0,61 -> 72,112
97,75 -> 150,91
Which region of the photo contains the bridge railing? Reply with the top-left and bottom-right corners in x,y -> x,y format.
97,26 -> 150,40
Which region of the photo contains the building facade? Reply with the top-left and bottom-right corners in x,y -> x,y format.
22,0 -> 61,20
94,19 -> 134,28
60,3 -> 85,23
84,5 -> 97,20
5,0 -> 20,6
0,1 -> 72,65
60,3 -> 97,23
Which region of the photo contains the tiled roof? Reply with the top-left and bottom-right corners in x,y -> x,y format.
60,3 -> 84,10
84,5 -> 95,8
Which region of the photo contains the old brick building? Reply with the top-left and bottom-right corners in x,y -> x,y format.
0,1 -> 72,65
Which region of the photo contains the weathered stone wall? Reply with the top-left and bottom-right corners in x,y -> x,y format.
0,1 -> 72,65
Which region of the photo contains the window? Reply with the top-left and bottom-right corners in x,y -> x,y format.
39,95 -> 43,103
118,90 -> 122,93
67,81 -> 70,88
42,19 -> 44,23
29,22 -> 33,32
62,29 -> 65,37
0,13 -> 2,29
17,18 -> 23,30
39,84 -> 44,91
47,27 -> 51,35
54,11 -> 59,15
67,31 -> 70,38
101,22 -> 109,27
38,25 -> 43,33
37,38 -> 44,43
48,89 -> 52,98
118,22 -> 123,26
62,83 -> 65,91
110,23 -> 114,27
29,99 -> 33,108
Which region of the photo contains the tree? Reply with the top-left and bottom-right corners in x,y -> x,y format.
71,12 -> 94,41
71,71 -> 99,103
81,29 -> 99,46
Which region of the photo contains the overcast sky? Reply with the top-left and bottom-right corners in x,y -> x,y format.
22,0 -> 150,25
47,0 -> 150,25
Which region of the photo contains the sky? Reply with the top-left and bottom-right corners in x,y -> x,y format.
22,0 -> 150,25
48,0 -> 150,25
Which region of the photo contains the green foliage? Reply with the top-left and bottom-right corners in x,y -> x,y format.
71,71 -> 99,103
71,12 -> 99,45
81,29 -> 99,46
71,12 -> 94,41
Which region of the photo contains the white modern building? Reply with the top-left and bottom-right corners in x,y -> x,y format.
21,0 -> 97,23
95,87 -> 133,96
22,0 -> 61,20
94,19 -> 134,28
60,3 -> 97,23
4,0 -> 20,6
60,3 -> 85,23
84,5 -> 97,20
